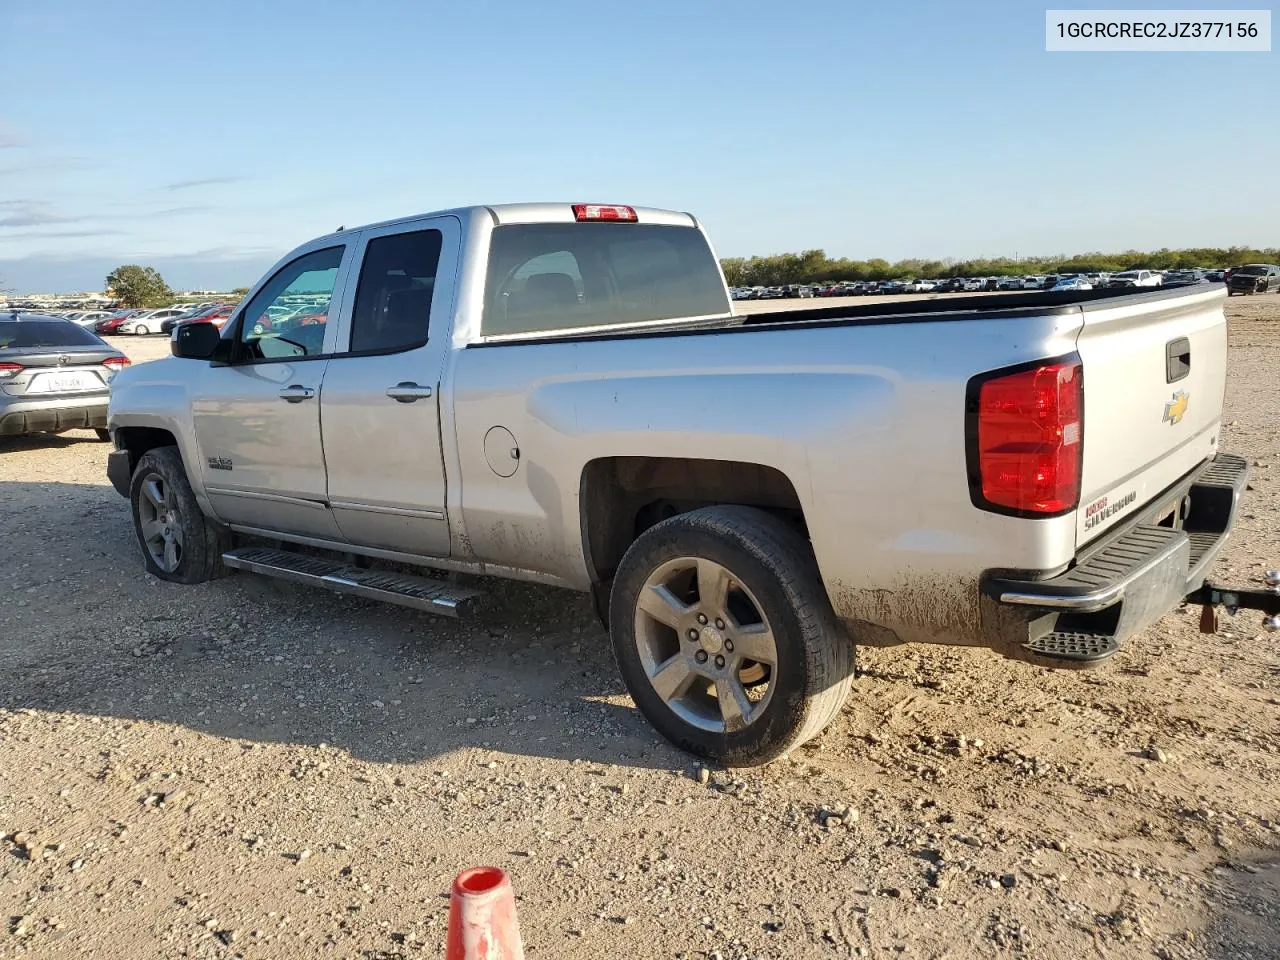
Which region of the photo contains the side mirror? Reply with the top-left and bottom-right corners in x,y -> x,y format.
171,321 -> 222,360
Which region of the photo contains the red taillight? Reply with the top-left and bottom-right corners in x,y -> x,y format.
0,361 -> 23,378
572,204 -> 637,222
103,356 -> 131,371
974,360 -> 1082,515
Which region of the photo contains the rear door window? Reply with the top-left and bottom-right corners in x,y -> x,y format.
483,223 -> 729,337
346,230 -> 444,354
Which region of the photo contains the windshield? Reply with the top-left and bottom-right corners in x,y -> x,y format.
1236,266 -> 1268,276
0,319 -> 105,348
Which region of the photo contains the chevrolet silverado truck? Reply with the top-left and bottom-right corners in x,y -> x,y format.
106,202 -> 1259,765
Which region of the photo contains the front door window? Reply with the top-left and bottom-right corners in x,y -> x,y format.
237,247 -> 343,361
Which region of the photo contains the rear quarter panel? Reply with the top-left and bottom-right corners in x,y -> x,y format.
449,311 -> 1083,644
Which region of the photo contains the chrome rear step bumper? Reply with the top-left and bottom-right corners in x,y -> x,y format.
983,453 -> 1249,664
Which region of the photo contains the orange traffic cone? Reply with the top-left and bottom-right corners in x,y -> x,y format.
445,867 -> 525,960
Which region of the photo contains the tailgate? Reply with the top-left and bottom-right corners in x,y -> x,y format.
1074,286 -> 1227,546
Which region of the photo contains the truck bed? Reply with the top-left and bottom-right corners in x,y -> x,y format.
469,284 -> 1216,345
737,284 -> 1211,328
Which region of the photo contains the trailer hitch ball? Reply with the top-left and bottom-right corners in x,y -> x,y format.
1266,570 -> 1280,587
1264,615 -> 1280,632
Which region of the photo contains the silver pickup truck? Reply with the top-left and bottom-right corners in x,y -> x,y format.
106,202 -> 1257,765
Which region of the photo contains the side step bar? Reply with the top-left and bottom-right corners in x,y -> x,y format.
222,546 -> 481,618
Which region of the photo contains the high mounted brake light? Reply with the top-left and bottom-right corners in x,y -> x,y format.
572,204 -> 637,222
968,359 -> 1083,516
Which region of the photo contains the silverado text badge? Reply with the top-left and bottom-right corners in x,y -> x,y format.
207,457 -> 233,471
1163,390 -> 1189,425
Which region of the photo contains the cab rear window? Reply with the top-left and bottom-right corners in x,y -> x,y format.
482,223 -> 730,338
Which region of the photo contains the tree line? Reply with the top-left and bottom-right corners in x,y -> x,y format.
720,246 -> 1280,288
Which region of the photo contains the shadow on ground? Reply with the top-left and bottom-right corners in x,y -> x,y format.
1204,856 -> 1280,959
0,481 -> 687,771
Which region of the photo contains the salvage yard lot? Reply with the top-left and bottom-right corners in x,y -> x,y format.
2,296 -> 1278,959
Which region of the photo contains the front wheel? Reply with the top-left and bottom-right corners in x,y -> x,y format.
129,446 -> 230,583
134,324 -> 150,335
609,506 -> 854,766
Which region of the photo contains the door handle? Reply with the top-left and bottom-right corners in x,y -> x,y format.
278,384 -> 315,403
386,382 -> 434,403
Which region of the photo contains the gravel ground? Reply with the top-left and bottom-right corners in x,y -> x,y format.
1,297 -> 1278,960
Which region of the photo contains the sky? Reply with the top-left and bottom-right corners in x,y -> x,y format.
1,0 -> 1277,293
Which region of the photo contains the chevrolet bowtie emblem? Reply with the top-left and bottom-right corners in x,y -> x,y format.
1163,390 -> 1189,426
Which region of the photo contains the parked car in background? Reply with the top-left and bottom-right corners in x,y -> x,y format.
1204,270 -> 1227,283
1164,270 -> 1207,286
119,308 -> 188,335
781,284 -> 814,299
1227,264 -> 1280,295
1050,275 -> 1093,291
1107,270 -> 1163,289
0,313 -> 130,440
997,276 -> 1023,290
60,311 -> 114,327
905,279 -> 935,293
935,278 -> 965,293
95,309 -> 142,335
878,279 -> 907,294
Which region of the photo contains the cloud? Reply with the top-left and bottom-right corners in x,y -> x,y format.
0,201 -> 80,228
101,204 -> 215,222
0,124 -> 25,149
165,176 -> 245,191
152,205 -> 214,217
0,250 -> 281,294
0,228 -> 127,240
0,156 -> 98,177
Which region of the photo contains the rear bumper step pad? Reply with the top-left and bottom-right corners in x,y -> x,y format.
985,453 -> 1249,664
222,546 -> 481,617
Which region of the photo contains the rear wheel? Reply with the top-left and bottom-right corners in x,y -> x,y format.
129,446 -> 230,583
134,324 -> 150,335
609,506 -> 854,766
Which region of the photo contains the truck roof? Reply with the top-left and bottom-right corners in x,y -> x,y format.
314,203 -> 699,243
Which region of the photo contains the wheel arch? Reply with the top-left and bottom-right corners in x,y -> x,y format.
579,456 -> 808,619
115,425 -> 181,474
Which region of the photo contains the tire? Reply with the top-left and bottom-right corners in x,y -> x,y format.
609,505 -> 854,766
135,324 -> 150,335
129,446 -> 231,584
94,428 -> 111,442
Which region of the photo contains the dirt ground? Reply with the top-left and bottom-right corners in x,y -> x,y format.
2,295 -> 1278,960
